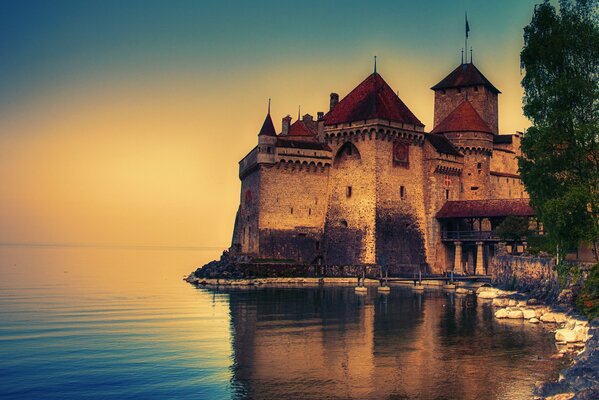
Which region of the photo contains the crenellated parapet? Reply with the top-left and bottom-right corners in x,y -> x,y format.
324,125 -> 425,147
275,159 -> 331,173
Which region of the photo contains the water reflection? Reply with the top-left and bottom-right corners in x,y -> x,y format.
211,286 -> 560,400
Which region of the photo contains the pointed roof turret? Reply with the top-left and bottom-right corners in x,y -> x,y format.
431,63 -> 500,94
258,113 -> 276,136
324,73 -> 424,127
431,99 -> 493,134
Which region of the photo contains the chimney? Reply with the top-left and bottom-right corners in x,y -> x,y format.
329,93 -> 339,111
317,112 -> 324,121
281,115 -> 292,136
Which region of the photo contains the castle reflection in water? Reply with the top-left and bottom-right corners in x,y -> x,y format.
203,286 -> 560,400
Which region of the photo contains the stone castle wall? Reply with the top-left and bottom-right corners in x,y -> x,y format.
324,138 -> 377,265
422,141 -> 463,272
257,161 -> 330,262
374,136 -> 427,269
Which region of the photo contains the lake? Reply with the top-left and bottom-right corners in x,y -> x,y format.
0,246 -> 562,399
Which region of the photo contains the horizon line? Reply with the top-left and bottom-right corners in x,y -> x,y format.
0,242 -> 227,251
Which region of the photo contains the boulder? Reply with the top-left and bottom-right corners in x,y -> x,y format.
522,309 -> 536,319
478,290 -> 499,299
529,318 -> 540,324
527,298 -> 538,305
508,310 -> 524,319
495,309 -> 509,319
556,329 -> 579,343
508,299 -> 518,306
541,312 -> 557,323
554,313 -> 567,323
492,298 -> 509,307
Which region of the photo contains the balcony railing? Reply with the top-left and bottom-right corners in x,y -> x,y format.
441,230 -> 495,241
441,230 -> 545,241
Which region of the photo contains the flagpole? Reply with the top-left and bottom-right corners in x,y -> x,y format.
465,12 -> 468,64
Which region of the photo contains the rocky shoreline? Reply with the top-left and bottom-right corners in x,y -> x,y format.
476,287 -> 598,400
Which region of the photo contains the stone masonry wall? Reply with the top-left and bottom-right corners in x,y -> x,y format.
490,253 -> 559,301
375,136 -> 427,269
256,161 -> 330,261
237,169 -> 261,255
422,141 -> 463,273
324,139 -> 376,265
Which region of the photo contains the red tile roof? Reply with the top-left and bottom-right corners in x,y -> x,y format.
287,120 -> 316,136
436,199 -> 534,219
324,73 -> 424,127
258,113 -> 276,136
431,63 -> 500,93
431,100 -> 493,134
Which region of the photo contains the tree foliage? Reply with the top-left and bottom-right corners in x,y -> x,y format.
519,0 -> 599,261
495,216 -> 531,241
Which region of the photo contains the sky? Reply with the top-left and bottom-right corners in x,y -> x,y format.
0,0 -> 542,259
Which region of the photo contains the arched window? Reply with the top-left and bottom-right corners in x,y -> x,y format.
334,142 -> 361,165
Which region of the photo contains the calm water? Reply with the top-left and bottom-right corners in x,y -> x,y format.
0,246 -> 563,399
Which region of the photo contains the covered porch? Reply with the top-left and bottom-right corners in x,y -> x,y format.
436,199 -> 537,275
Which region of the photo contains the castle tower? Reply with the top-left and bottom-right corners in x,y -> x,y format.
322,71 -> 427,268
431,100 -> 493,200
431,63 -> 500,134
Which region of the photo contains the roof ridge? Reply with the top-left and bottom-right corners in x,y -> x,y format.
324,72 -> 424,127
431,63 -> 500,94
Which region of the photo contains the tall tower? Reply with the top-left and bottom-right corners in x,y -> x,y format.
431,63 -> 500,134
431,100 -> 494,199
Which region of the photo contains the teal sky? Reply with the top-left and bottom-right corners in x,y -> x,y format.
1,0 -> 538,106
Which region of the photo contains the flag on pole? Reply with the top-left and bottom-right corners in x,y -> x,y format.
465,12 -> 470,38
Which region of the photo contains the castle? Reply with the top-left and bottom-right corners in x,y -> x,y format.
230,59 -> 533,275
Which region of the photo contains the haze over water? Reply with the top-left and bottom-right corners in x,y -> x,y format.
0,246 -> 562,399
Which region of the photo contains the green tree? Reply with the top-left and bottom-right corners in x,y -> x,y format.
519,0 -> 599,262
495,216 -> 531,242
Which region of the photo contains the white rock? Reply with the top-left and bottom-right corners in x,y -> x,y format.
529,318 -> 540,324
478,291 -> 499,299
540,312 -> 557,323
495,309 -> 509,319
555,329 -> 578,343
517,301 -> 528,307
522,309 -> 536,319
554,313 -> 567,323
507,310 -> 524,319
492,298 -> 509,307
508,299 -> 518,306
